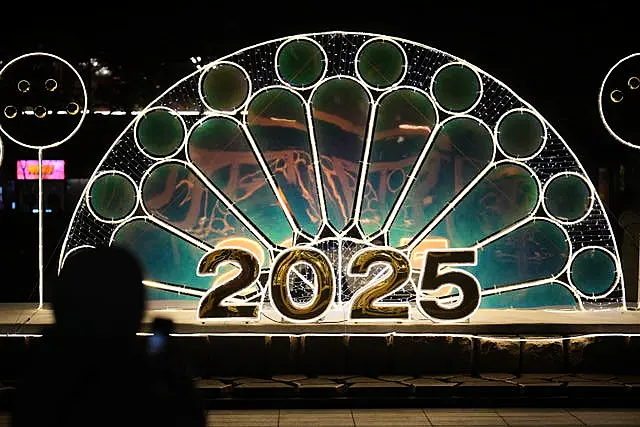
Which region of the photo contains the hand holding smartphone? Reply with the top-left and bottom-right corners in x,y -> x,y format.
149,317 -> 174,355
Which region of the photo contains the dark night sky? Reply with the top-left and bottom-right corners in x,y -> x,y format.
0,4 -> 636,174
0,5 -> 635,162
0,5 -> 635,196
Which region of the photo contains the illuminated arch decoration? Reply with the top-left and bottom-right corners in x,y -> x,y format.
60,32 -> 624,325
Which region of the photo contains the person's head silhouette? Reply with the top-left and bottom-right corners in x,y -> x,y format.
53,245 -> 145,337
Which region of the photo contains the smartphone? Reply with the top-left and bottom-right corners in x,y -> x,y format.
149,317 -> 174,354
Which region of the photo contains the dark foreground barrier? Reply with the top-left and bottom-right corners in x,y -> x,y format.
161,335 -> 640,378
0,334 -> 639,408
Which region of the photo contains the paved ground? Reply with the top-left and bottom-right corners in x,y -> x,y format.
204,408 -> 640,426
0,408 -> 638,425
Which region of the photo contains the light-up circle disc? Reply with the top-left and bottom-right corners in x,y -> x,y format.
0,52 -> 87,149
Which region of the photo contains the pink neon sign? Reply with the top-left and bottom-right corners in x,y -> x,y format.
16,160 -> 66,180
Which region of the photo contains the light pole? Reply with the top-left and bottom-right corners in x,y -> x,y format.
0,53 -> 87,308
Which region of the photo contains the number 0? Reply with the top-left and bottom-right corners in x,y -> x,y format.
270,247 -> 335,322
417,249 -> 481,322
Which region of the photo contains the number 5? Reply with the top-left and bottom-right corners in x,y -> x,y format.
417,249 -> 481,322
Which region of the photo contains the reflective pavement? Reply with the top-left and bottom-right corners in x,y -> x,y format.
205,408 -> 640,426
1,408 -> 639,425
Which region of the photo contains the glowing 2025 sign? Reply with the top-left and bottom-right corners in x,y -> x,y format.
197,246 -> 478,322
60,32 -> 624,325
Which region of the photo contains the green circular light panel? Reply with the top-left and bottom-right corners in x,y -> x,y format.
277,38 -> 326,88
432,62 -> 481,113
135,108 -> 185,158
88,173 -> 137,222
356,39 -> 405,89
497,109 -> 546,159
544,173 -> 593,223
200,62 -> 250,113
570,248 -> 618,296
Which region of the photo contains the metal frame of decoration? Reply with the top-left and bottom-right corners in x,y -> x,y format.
57,32 -> 624,325
0,52 -> 88,308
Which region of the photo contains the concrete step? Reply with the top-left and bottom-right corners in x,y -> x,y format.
189,373 -> 640,405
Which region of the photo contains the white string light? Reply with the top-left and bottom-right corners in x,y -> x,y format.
354,36 -> 408,92
84,170 -> 139,224
598,53 -> 640,149
494,107 -> 548,161
132,106 -> 187,161
274,36 -> 329,91
429,61 -> 484,115
3,332 -> 640,343
197,61 -> 252,115
0,53 -> 88,309
55,32 -> 625,324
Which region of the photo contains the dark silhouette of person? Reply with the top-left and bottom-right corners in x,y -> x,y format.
14,245 -> 205,426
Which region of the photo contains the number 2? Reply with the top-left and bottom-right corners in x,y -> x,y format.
417,249 -> 481,322
348,248 -> 411,319
197,248 -> 261,320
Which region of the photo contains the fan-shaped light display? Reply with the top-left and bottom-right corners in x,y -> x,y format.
60,32 -> 624,326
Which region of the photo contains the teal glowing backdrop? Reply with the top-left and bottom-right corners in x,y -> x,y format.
60,33 -> 624,324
